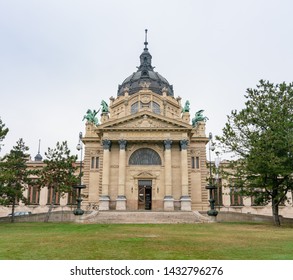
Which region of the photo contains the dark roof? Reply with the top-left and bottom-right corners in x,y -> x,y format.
34,139 -> 42,161
34,153 -> 43,161
117,31 -> 174,97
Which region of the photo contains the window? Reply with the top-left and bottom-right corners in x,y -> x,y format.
27,185 -> 40,205
191,156 -> 200,169
152,102 -> 160,114
91,157 -> 99,169
67,189 -> 78,205
47,187 -> 60,205
129,148 -> 161,165
230,187 -> 243,206
196,157 -> 200,169
131,102 -> 139,114
131,101 -> 161,114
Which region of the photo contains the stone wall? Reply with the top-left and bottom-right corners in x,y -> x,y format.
200,211 -> 293,225
0,211 -> 77,223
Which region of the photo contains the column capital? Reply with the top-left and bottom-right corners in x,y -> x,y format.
179,139 -> 188,150
118,139 -> 127,150
102,139 -> 112,150
164,139 -> 172,150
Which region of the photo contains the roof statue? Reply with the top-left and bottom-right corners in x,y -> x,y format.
101,100 -> 109,113
192,110 -> 209,127
83,109 -> 100,125
182,100 -> 190,113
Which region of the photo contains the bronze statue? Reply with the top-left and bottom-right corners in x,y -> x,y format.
182,100 -> 190,113
82,109 -> 100,125
101,100 -> 109,113
192,110 -> 208,126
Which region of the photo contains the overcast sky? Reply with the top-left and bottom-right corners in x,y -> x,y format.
0,0 -> 292,161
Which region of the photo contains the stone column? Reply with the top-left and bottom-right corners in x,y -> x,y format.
116,139 -> 127,210
164,139 -> 174,211
100,139 -> 111,210
180,139 -> 191,211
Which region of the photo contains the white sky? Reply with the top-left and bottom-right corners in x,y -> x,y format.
0,0 -> 292,161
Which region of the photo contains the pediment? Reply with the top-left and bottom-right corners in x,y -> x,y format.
97,111 -> 192,131
134,171 -> 157,179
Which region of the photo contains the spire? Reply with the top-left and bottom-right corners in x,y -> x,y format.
144,29 -> 148,51
34,139 -> 43,161
139,29 -> 153,71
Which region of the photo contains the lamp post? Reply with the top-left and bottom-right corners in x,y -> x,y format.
206,132 -> 218,217
73,132 -> 86,215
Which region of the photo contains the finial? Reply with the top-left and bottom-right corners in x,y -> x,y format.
38,139 -> 41,154
144,29 -> 148,50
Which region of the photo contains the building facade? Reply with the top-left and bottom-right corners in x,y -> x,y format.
81,34 -> 209,211
1,33 -> 292,219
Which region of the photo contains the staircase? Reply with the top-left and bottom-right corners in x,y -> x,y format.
76,210 -> 212,224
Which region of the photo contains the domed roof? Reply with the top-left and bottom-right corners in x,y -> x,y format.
34,153 -> 43,162
117,30 -> 174,97
34,139 -> 43,162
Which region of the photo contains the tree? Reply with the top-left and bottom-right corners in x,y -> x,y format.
216,80 -> 293,226
39,141 -> 79,222
0,117 -> 9,153
0,138 -> 33,222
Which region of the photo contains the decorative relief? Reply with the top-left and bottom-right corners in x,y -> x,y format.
118,118 -> 175,129
102,132 -> 186,141
141,94 -> 151,103
127,132 -> 161,138
132,170 -> 161,179
90,150 -> 102,156
139,81 -> 151,89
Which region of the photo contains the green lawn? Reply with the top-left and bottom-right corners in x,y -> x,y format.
0,222 -> 292,260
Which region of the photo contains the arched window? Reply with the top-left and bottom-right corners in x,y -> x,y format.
129,148 -> 161,165
152,101 -> 160,114
131,102 -> 139,114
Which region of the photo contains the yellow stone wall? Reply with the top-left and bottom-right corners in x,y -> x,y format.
82,90 -> 210,211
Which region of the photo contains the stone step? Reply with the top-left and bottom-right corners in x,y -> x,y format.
76,210 -> 212,224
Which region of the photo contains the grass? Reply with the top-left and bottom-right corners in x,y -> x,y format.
0,222 -> 293,260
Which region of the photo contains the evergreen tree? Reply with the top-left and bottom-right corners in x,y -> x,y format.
39,141 -> 79,222
217,80 -> 293,226
0,138 -> 32,222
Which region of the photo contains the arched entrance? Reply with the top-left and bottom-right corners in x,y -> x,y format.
138,180 -> 152,210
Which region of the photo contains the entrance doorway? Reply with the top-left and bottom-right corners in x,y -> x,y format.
138,180 -> 152,210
